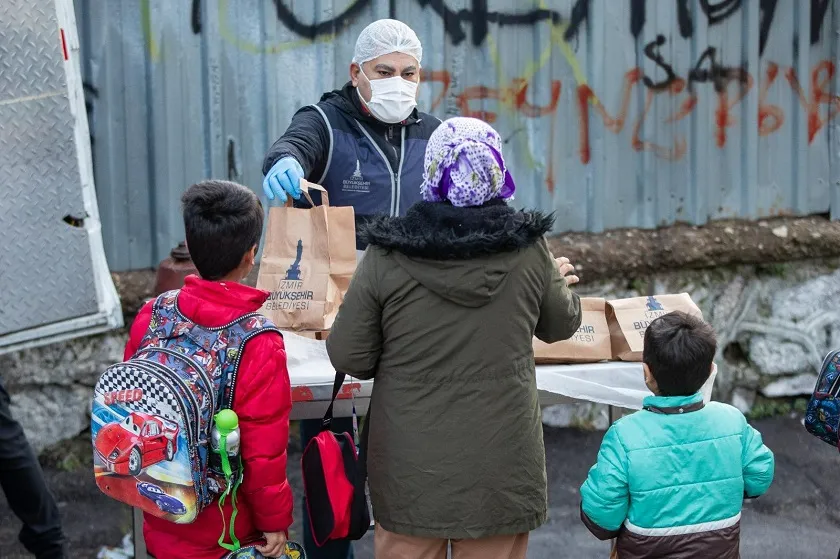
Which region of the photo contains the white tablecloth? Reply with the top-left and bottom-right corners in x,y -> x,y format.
283,332 -> 717,418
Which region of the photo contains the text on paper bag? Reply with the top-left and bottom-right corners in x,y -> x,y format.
632,297 -> 670,336
571,324 -> 597,344
265,281 -> 315,311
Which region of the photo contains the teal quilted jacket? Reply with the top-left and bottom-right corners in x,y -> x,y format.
580,392 -> 774,559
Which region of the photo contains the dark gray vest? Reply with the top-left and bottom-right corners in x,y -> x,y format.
310,103 -> 436,248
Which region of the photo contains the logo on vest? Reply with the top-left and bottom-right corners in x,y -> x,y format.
342,160 -> 371,193
265,239 -> 314,311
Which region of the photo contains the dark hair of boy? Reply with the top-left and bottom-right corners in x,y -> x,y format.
643,311 -> 717,397
181,180 -> 263,281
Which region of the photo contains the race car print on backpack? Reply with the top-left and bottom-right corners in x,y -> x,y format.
91,290 -> 279,523
805,349 -> 840,448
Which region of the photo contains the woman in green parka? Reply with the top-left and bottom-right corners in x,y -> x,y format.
326,117 -> 582,559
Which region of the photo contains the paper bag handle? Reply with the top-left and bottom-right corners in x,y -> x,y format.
285,179 -> 330,208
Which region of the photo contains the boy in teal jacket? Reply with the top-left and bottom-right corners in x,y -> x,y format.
580,312 -> 774,559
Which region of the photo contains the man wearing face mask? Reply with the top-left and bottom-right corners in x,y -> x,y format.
262,18 -> 440,248
261,18 -> 440,559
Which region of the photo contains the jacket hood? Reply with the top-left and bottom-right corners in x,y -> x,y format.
320,82 -> 422,127
176,275 -> 269,329
361,201 -> 553,308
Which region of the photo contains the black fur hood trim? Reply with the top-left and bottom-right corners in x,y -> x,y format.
360,200 -> 554,260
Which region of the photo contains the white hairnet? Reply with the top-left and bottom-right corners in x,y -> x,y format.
352,19 -> 423,66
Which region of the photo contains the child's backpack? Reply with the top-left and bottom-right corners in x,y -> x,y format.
91,290 -> 279,529
805,349 -> 840,448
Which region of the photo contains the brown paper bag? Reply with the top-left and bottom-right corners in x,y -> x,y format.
533,298 -> 611,364
606,293 -> 703,361
257,181 -> 356,330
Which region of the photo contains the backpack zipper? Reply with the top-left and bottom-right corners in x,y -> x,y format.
138,346 -> 217,427
144,346 -> 215,406
128,361 -> 209,507
129,361 -> 200,448
135,359 -> 203,443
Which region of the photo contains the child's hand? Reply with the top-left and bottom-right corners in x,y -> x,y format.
257,531 -> 288,557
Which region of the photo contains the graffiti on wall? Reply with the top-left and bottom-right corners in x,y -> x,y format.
374,0 -> 836,191
87,0 -> 839,195
266,0 -> 591,45
269,0 -> 835,192
424,56 -> 839,159
629,0 -> 831,55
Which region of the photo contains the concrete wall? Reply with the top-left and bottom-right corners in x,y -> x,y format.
76,0 -> 840,271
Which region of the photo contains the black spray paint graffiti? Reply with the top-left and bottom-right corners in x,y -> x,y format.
272,0 -> 371,40
642,35 -> 678,90
643,35 -> 749,93
191,0 -> 202,34
415,0 -> 589,46
253,0 -> 592,46
642,35 -> 749,93
630,0 -> 832,56
630,0 -> 693,39
699,0 -> 742,24
687,46 -> 750,93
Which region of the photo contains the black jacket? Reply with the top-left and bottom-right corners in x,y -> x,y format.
262,82 -> 434,180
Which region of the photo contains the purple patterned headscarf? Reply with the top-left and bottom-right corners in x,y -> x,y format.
420,117 -> 516,207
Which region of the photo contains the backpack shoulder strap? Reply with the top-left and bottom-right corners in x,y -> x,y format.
217,313 -> 283,410
152,289 -> 181,323
136,290 -> 185,351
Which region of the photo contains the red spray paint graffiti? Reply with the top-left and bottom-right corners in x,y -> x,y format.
786,61 -> 840,143
758,63 -> 784,137
455,79 -> 562,123
632,78 -> 689,161
421,60 -> 840,190
576,68 -> 641,165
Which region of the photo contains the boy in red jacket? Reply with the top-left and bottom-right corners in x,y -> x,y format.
124,180 -> 293,559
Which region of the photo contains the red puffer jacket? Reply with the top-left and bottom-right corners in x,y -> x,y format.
124,276 -> 293,559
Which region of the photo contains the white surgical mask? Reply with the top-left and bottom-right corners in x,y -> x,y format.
357,70 -> 418,124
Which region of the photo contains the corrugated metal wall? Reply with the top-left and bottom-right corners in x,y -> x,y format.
75,0 -> 840,271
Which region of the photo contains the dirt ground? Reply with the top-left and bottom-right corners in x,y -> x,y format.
547,214 -> 840,282
114,214 -> 840,318
1,416 -> 838,559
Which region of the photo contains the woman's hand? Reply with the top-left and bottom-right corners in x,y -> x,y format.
555,257 -> 579,286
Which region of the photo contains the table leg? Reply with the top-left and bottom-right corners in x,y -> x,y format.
133,508 -> 148,559
608,405 -> 615,425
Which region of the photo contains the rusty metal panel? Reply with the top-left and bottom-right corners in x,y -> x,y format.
78,0 -> 839,270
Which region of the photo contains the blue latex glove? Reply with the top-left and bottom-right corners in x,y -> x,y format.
262,157 -> 304,203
